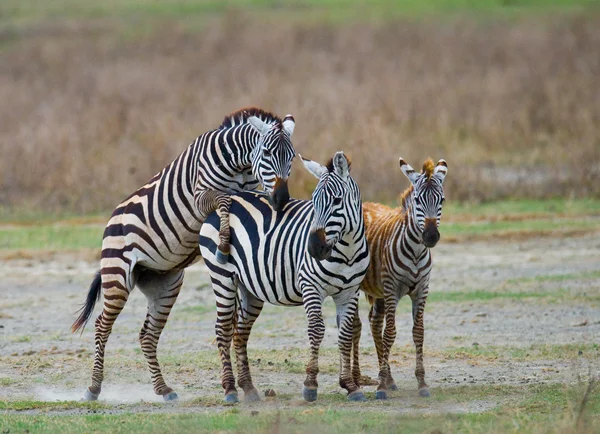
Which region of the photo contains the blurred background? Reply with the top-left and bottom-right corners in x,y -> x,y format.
1,0 -> 599,216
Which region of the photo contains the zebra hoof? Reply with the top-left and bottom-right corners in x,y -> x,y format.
389,384 -> 399,391
224,392 -> 240,404
244,388 -> 261,402
83,388 -> 99,401
215,249 -> 229,264
375,390 -> 387,400
302,387 -> 318,402
418,387 -> 431,398
347,390 -> 367,402
163,391 -> 179,402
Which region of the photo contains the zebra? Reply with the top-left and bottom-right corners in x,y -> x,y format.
70,107 -> 296,402
199,151 -> 370,403
351,157 -> 448,400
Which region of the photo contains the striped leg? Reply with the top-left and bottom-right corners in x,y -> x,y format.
196,190 -> 232,264
137,270 -> 184,401
368,297 -> 396,399
212,275 -> 239,403
334,287 -> 365,401
376,293 -> 398,400
411,290 -> 430,397
350,308 -> 362,388
85,261 -> 135,401
302,287 -> 325,402
233,283 -> 264,402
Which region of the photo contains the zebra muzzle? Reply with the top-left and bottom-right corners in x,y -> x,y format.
307,229 -> 333,261
422,220 -> 440,248
269,177 -> 290,212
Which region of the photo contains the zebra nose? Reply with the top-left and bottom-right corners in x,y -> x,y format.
307,229 -> 332,261
270,178 -> 289,212
422,227 -> 440,248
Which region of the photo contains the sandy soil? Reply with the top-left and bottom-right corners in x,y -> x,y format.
0,233 -> 598,415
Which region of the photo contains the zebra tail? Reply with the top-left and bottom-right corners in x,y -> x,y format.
71,271 -> 102,334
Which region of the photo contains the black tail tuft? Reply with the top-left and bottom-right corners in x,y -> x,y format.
71,271 -> 102,334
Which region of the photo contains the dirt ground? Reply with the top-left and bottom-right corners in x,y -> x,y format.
0,233 -> 599,416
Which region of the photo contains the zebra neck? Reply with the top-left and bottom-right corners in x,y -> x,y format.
399,207 -> 428,260
331,219 -> 367,262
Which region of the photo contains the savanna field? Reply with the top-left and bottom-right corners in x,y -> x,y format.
0,1 -> 599,433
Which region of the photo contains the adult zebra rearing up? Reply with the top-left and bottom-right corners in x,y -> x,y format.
199,152 -> 370,403
71,107 -> 296,402
352,157 -> 448,400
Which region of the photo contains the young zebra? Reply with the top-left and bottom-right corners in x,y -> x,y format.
351,157 -> 448,400
71,107 -> 296,402
199,152 -> 370,403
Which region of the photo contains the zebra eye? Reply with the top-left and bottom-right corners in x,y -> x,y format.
441,197 -> 446,204
333,197 -> 342,206
414,196 -> 420,205
263,148 -> 271,157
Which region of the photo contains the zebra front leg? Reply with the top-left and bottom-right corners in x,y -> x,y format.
195,189 -> 232,264
411,291 -> 430,397
234,284 -> 264,402
376,294 -> 399,400
302,288 -> 325,402
215,194 -> 233,264
350,307 -> 362,388
137,270 -> 184,401
334,287 -> 365,402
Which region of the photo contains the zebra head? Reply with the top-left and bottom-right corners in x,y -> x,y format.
301,151 -> 361,261
399,157 -> 448,248
248,115 -> 296,212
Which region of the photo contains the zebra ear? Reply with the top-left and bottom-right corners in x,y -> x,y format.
299,154 -> 327,179
247,116 -> 271,135
282,114 -> 295,136
434,159 -> 448,183
332,151 -> 350,181
399,157 -> 420,184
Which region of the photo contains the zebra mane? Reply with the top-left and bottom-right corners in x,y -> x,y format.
398,158 -> 435,207
422,158 -> 434,179
220,107 -> 283,129
325,155 -> 352,173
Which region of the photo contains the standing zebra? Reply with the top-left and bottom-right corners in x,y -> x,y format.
71,107 -> 296,402
351,157 -> 448,400
199,152 -> 370,403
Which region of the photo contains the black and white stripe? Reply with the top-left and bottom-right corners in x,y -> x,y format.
71,107 -> 296,402
199,152 -> 370,403
354,157 -> 448,400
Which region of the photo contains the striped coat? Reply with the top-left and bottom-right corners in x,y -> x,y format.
71,107 -> 296,402
199,152 -> 370,403
352,157 -> 448,400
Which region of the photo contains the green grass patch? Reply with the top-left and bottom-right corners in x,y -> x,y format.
0,399 -> 110,411
0,383 -> 597,434
443,216 -> 600,238
1,199 -> 599,251
444,198 -> 600,221
0,224 -> 103,250
2,0 -> 600,27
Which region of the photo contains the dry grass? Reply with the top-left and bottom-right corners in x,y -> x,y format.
1,10 -> 599,213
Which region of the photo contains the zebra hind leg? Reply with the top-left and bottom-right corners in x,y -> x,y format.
212,274 -> 240,403
137,270 -> 184,402
84,265 -> 134,401
234,283 -> 264,402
